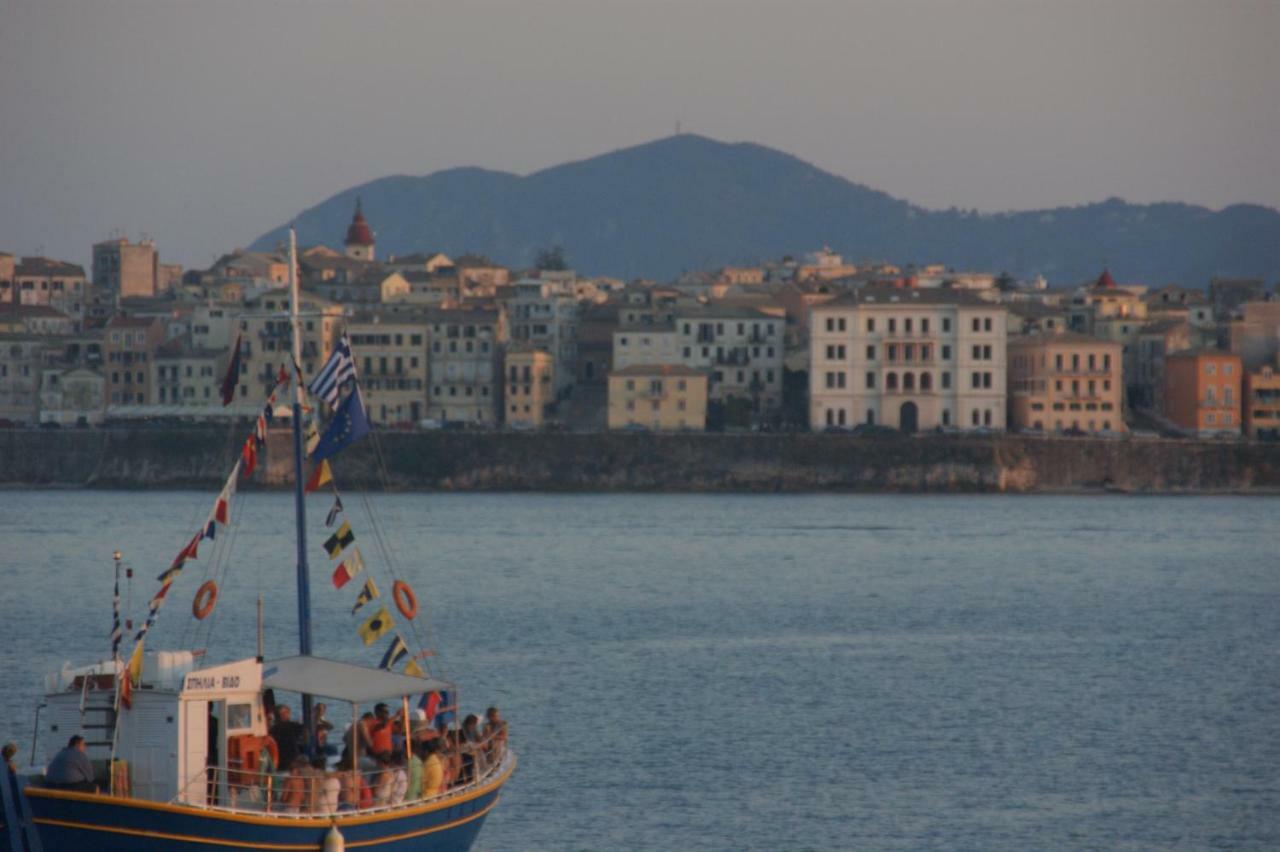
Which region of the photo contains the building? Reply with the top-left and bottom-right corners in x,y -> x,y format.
0,335 -> 45,424
1228,301 -> 1280,371
608,365 -> 708,431
235,292 -> 345,403
347,313 -> 429,426
613,323 -> 679,370
1132,320 -> 1192,412
504,346 -> 554,428
308,271 -> 410,306
104,315 -> 167,407
1243,363 -> 1280,440
1008,332 -> 1125,433
344,200 -> 375,261
673,304 -> 785,415
426,307 -> 502,426
9,257 -> 88,327
93,238 -> 160,301
39,366 -> 105,426
451,255 -> 510,297
1163,349 -> 1242,436
152,337 -> 228,407
506,276 -> 579,396
809,289 -> 1008,432
1209,278 -> 1266,319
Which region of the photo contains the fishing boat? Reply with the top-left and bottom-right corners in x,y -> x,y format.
1,230 -> 514,851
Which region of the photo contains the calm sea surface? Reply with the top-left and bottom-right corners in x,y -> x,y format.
1,491 -> 1278,850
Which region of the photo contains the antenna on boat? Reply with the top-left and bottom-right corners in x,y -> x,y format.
287,226 -> 317,742
256,594 -> 264,662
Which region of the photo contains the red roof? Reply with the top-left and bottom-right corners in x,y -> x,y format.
345,200 -> 374,247
1094,268 -> 1117,289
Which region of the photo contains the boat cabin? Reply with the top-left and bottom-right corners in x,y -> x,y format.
37,652 -> 455,810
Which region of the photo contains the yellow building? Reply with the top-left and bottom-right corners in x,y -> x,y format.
1008,332 -> 1125,433
608,365 -> 708,431
504,346 -> 554,428
347,313 -> 430,426
235,291 -> 345,406
1244,363 -> 1280,440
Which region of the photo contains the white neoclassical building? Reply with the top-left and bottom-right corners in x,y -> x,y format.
809,289 -> 1008,432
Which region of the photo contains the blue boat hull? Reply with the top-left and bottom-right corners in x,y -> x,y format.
21,758 -> 512,851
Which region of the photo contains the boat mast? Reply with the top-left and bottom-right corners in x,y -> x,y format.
287,227 -> 315,740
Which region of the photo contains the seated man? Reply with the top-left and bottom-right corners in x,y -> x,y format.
45,735 -> 96,792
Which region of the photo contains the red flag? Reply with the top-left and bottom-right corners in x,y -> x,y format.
241,435 -> 258,477
277,365 -> 289,385
332,562 -> 354,589
179,533 -> 200,562
254,414 -> 267,446
220,334 -> 242,406
305,459 -> 333,494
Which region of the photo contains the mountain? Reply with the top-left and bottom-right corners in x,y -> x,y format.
250,134 -> 1280,285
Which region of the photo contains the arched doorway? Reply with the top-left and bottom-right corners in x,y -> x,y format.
899,401 -> 918,434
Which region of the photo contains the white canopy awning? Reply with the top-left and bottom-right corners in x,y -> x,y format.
262,655 -> 451,704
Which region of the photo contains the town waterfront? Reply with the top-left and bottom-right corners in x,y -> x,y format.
3,491 -> 1278,850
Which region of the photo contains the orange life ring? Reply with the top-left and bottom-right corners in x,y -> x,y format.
392,581 -> 418,620
193,581 -> 218,620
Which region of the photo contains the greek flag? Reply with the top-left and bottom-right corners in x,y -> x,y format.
308,335 -> 356,406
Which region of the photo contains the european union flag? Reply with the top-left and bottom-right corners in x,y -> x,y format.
312,386 -> 371,461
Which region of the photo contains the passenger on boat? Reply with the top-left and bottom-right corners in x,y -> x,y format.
3,741 -> 17,774
368,703 -> 399,756
335,751 -> 361,812
270,705 -> 307,770
281,756 -> 309,813
372,752 -> 394,806
457,714 -> 486,782
389,751 -> 409,805
315,703 -> 337,756
45,735 -> 96,793
421,738 -> 445,797
484,706 -> 507,760
308,756 -> 334,814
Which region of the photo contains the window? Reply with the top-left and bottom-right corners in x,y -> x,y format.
1206,363 -> 1216,376
984,318 -> 992,332
942,345 -> 951,360
826,317 -> 835,332
903,372 -> 915,391
983,346 -> 992,360
921,373 -> 932,391
888,318 -> 897,333
866,345 -> 875,360
972,410 -> 980,425
921,318 -> 930,333
887,344 -> 897,362
972,345 -> 982,360
837,318 -> 846,332
942,317 -> 951,333
866,372 -> 876,389
886,372 -> 898,390
983,372 -> 992,389
1224,363 -> 1234,376
972,317 -> 981,332
941,372 -> 951,389
867,318 -> 876,333
984,409 -> 992,426
905,318 -> 913,333
971,372 -> 981,389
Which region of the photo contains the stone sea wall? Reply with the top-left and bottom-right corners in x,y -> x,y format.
4,427 -> 1280,493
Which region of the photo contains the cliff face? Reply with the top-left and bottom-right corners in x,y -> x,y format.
4,428 -> 1280,493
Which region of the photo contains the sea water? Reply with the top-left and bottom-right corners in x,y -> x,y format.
1,491 -> 1277,850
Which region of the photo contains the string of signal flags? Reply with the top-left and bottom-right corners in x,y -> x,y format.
304,337 -> 428,684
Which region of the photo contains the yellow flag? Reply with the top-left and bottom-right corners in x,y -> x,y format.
404,658 -> 425,678
357,606 -> 394,647
127,641 -> 145,687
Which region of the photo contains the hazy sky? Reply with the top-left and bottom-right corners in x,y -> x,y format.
1,0 -> 1277,270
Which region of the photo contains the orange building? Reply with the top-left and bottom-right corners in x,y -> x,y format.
1162,349 -> 1242,436
1008,332 -> 1124,433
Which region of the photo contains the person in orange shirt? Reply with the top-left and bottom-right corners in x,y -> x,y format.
367,703 -> 399,757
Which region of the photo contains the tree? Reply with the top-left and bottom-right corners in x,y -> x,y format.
535,245 -> 569,271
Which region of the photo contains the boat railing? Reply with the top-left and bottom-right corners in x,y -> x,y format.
170,741 -> 510,818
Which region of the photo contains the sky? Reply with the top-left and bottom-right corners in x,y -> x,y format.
1,0 -> 1277,270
